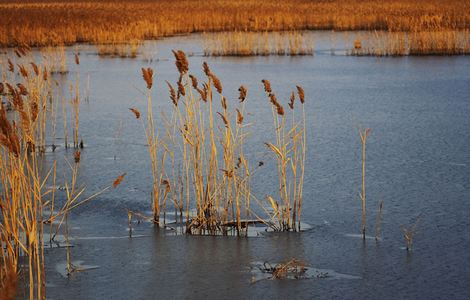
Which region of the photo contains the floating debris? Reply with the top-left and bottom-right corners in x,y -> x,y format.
250,260 -> 361,283
55,260 -> 99,278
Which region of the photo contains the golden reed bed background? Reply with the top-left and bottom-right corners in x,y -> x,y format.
0,0 -> 469,47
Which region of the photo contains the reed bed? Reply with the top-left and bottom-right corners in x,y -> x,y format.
350,30 -> 470,56
0,45 -> 119,298
0,0 -> 469,49
203,31 -> 313,56
132,51 -> 307,235
0,50 -> 54,297
97,41 -> 140,59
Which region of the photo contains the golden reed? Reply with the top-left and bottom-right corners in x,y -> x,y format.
0,0 -> 469,48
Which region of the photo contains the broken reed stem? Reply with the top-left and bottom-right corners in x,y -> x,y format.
375,200 -> 384,241
359,128 -> 371,240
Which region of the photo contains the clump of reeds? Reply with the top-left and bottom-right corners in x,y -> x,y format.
131,51 -> 309,235
203,31 -> 314,56
349,30 -> 470,56
401,217 -> 421,251
262,81 -> 307,231
97,41 -> 140,58
0,100 -> 48,299
0,45 -> 107,298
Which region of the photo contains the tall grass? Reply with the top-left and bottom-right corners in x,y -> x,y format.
350,30 -> 470,56
1,0 -> 469,48
261,82 -> 307,231
0,45 -> 119,298
132,51 -> 307,235
97,41 -> 140,59
203,31 -> 314,56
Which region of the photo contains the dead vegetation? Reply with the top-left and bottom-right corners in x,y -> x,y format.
203,31 -> 314,56
0,45 -> 124,298
130,50 -> 307,235
258,258 -> 308,280
0,0 -> 469,54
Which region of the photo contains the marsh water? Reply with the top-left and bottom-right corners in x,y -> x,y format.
10,32 -> 470,299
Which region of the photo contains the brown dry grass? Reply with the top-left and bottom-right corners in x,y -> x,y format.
203,31 -> 314,56
350,30 -> 470,55
0,0 -> 469,48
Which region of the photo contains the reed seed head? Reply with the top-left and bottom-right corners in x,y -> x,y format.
7,59 -> 14,73
236,108 -> 244,125
217,112 -> 229,128
141,67 -> 153,89
30,62 -> 39,76
129,108 -> 141,119
221,96 -> 227,110
74,53 -> 80,65
74,150 -> 81,163
262,79 -> 272,94
30,102 -> 39,123
0,108 -> 20,156
197,87 -> 207,102
288,91 -> 295,109
113,173 -> 127,188
172,50 -> 189,74
202,61 -> 211,76
166,81 -> 178,106
189,74 -> 198,89
210,73 -> 222,94
16,83 -> 28,96
296,85 -> 305,104
43,67 -> 48,81
18,64 -> 28,78
236,157 -> 242,169
269,93 -> 278,105
177,77 -> 186,97
238,85 -> 247,102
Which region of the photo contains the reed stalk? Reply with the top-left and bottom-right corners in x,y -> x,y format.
359,128 -> 371,240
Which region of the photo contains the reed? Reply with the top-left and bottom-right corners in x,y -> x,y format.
359,128 -> 371,240
71,54 -> 81,148
375,200 -> 384,241
0,45 -> 105,298
130,51 -> 309,235
401,217 -> 421,251
97,41 -> 140,59
262,82 -> 307,231
1,1 -> 469,49
0,95 -> 49,299
203,31 -> 314,56
350,30 -> 470,56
